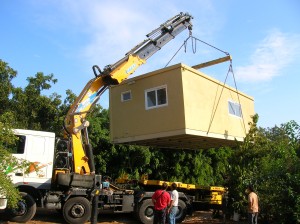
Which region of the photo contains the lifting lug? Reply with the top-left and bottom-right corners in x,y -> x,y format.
92,65 -> 102,78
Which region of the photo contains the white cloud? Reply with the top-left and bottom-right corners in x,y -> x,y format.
50,0 -> 220,68
235,30 -> 300,82
27,0 -> 221,72
61,1 -> 179,67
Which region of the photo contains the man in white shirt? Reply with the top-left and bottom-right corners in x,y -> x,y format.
168,182 -> 179,224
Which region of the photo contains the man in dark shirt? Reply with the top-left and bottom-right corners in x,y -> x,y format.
152,182 -> 170,224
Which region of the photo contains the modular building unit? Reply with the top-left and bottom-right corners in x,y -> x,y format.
109,63 -> 254,149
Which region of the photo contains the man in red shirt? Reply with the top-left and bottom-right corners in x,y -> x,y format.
152,182 -> 170,224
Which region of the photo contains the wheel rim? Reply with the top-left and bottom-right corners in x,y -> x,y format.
70,204 -> 85,218
12,201 -> 27,216
144,206 -> 154,219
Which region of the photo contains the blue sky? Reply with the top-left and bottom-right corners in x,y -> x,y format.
1,0 -> 299,128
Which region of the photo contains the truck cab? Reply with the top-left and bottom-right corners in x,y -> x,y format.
8,129 -> 55,189
2,129 -> 98,223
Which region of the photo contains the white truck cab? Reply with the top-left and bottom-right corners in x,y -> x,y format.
10,129 -> 55,189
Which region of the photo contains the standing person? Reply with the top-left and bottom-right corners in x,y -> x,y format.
102,177 -> 113,203
168,183 -> 179,224
152,182 -> 170,224
246,185 -> 259,224
102,177 -> 110,189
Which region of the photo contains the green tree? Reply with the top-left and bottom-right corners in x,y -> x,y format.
0,112 -> 29,208
0,60 -> 17,115
226,115 -> 300,223
255,122 -> 300,223
204,147 -> 233,185
10,72 -> 61,132
145,149 -> 214,185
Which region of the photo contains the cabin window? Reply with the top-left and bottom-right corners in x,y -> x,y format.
121,91 -> 132,102
228,101 -> 242,117
145,85 -> 168,109
7,135 -> 26,154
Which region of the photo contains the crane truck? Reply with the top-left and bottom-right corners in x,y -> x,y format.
0,12 -> 194,223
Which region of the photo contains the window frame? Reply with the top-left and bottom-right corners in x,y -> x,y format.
145,85 -> 168,110
121,90 -> 132,102
7,135 -> 26,154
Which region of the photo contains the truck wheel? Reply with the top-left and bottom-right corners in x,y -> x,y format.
137,199 -> 154,224
8,192 -> 37,223
63,197 -> 91,224
176,199 -> 187,223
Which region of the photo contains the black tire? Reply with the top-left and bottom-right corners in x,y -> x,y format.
63,197 -> 91,224
176,199 -> 187,223
8,192 -> 37,223
137,199 -> 154,224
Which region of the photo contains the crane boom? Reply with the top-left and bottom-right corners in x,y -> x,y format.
61,12 -> 193,175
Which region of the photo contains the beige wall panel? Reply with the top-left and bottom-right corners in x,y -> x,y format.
181,65 -> 254,140
110,65 -> 186,141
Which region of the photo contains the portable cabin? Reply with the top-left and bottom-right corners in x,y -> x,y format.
109,63 -> 254,149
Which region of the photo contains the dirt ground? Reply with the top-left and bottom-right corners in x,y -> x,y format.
1,208 -> 247,224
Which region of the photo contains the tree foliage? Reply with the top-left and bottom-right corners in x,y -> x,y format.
10,72 -> 61,132
226,115 -> 300,223
0,112 -> 27,208
0,60 -> 17,115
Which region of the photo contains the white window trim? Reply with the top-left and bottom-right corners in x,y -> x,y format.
121,90 -> 132,102
228,100 -> 242,118
145,85 -> 168,110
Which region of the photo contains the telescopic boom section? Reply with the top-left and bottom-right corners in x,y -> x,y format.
63,12 -> 193,175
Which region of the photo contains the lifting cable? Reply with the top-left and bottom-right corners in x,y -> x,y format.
165,31 -> 247,136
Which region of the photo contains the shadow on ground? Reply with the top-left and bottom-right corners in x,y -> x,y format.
0,209 -> 247,224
